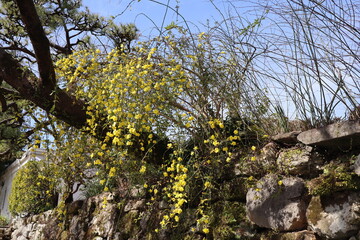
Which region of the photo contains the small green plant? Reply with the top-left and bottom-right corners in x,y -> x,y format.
0,215 -> 9,226
308,163 -> 360,196
9,160 -> 59,216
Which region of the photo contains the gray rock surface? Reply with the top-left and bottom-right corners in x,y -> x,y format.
354,154 -> 360,176
246,174 -> 308,231
272,131 -> 301,145
297,121 -> 360,149
11,210 -> 53,240
306,192 -> 360,239
271,230 -> 317,240
276,146 -> 323,176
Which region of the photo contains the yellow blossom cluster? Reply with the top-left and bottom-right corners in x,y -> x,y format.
51,30 -> 271,235
160,151 -> 188,228
55,46 -> 191,160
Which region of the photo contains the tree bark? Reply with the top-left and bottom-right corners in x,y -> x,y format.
0,0 -> 88,128
0,48 -> 87,128
15,0 -> 56,89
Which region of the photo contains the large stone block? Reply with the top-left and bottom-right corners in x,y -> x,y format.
272,131 -> 301,145
246,174 -> 308,231
306,192 -> 360,239
297,121 -> 360,149
354,154 -> 360,176
269,230 -> 317,240
277,146 -> 323,176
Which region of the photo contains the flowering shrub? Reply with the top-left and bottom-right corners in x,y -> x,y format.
50,27 -> 271,233
9,160 -> 58,216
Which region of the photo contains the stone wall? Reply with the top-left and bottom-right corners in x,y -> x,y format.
8,120 -> 360,240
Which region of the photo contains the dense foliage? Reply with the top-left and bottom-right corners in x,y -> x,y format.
9,160 -> 59,216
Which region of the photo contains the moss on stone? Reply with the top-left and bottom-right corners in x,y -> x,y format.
207,201 -> 249,240
306,196 -> 322,225
307,163 -> 360,196
118,210 -> 140,238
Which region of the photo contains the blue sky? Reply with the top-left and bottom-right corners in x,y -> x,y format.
82,0 -> 233,37
81,0 -> 359,119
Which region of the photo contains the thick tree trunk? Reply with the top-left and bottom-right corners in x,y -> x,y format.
0,48 -> 87,128
0,0 -> 88,128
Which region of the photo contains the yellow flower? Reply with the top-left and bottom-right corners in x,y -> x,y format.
109,167 -> 116,177
203,228 -> 209,234
139,165 -> 146,173
143,86 -> 151,92
144,104 -> 151,111
204,181 -> 211,189
94,159 -> 102,165
278,180 -> 283,186
251,146 -> 256,151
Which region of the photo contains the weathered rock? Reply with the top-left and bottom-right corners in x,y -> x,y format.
69,215 -> 83,238
277,146 -> 323,176
67,199 -> 84,215
124,199 -> 145,212
260,142 -> 279,162
246,174 -> 308,231
272,131 -> 302,145
11,222 -> 33,240
297,120 -> 360,149
117,210 -> 140,239
129,185 -> 145,198
82,193 -> 118,239
354,154 -> 360,176
269,230 -> 317,240
306,192 -> 360,239
158,200 -> 170,210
